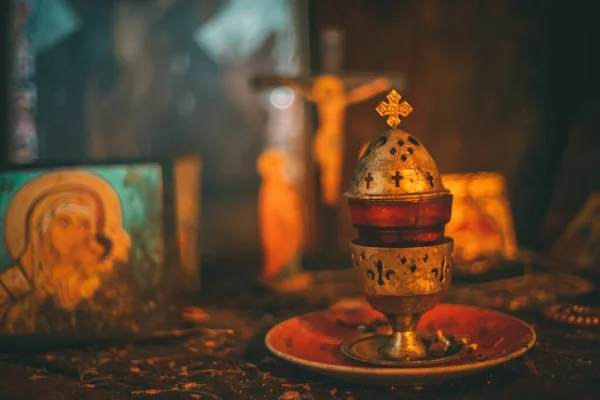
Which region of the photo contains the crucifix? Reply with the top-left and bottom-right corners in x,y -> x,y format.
253,27 -> 407,271
254,27 -> 406,206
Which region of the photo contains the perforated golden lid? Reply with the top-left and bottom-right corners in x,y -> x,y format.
346,129 -> 448,201
345,90 -> 448,202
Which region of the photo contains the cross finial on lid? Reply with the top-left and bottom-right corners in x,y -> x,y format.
376,90 -> 413,128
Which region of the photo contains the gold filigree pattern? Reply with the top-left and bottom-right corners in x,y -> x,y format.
350,239 -> 454,297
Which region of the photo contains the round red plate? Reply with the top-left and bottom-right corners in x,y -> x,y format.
265,303 -> 536,385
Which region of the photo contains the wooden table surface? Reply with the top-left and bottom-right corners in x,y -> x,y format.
1,267 -> 599,400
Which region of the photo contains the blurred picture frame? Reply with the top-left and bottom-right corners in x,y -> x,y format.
442,172 -> 518,277
173,155 -> 202,292
0,158 -> 181,340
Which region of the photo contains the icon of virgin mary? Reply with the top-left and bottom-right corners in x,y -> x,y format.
0,170 -> 131,334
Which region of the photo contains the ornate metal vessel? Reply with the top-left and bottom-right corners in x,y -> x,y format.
343,90 -> 456,364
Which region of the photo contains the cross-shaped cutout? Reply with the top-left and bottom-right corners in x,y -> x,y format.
391,171 -> 403,188
364,172 -> 374,189
376,90 -> 413,128
425,172 -> 434,188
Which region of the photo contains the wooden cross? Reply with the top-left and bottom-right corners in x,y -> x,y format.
391,171 -> 403,187
253,27 -> 407,206
376,90 -> 413,128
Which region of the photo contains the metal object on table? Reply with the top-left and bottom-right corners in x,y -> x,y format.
544,303 -> 600,327
343,90 -> 456,364
348,240 -> 454,361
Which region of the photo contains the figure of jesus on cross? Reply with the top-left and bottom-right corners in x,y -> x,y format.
254,28 -> 403,206
288,75 -> 391,205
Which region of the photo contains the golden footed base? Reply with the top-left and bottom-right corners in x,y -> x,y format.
342,332 -> 467,367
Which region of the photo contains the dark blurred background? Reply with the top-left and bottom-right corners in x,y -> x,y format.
0,0 -> 598,268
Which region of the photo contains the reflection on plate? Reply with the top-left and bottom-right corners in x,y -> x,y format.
265,303 -> 536,386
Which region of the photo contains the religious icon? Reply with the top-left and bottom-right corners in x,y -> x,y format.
256,150 -> 309,291
289,75 -> 391,206
441,173 -> 518,276
0,170 -> 129,333
0,162 -> 177,336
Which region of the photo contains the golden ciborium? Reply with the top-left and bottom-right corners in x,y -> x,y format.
343,90 -> 459,365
